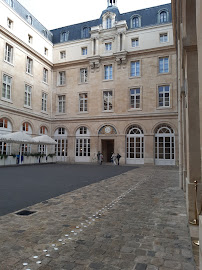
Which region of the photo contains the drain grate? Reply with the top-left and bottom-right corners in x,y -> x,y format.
15,210 -> 36,216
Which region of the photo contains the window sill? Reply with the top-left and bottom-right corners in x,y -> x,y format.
4,60 -> 14,67
55,113 -> 66,116
41,110 -> 49,115
128,108 -> 142,112
156,106 -> 171,110
57,84 -> 66,87
103,79 -> 113,82
42,81 -> 49,86
129,76 -> 141,79
102,110 -> 114,113
78,82 -> 88,85
1,98 -> 13,104
77,111 -> 89,114
158,72 -> 171,75
26,72 -> 33,77
23,105 -> 32,110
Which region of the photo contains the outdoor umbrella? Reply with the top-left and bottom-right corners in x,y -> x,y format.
32,135 -> 57,145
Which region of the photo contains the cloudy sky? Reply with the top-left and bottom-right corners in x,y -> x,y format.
17,0 -> 171,30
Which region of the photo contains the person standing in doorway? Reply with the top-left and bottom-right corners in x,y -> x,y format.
116,153 -> 121,165
111,153 -> 117,165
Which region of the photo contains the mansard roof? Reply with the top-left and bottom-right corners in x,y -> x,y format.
51,3 -> 172,44
3,0 -> 53,42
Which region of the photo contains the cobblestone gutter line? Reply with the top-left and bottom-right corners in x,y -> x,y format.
0,166 -> 196,270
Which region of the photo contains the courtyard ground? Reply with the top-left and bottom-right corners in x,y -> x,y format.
0,165 -> 197,270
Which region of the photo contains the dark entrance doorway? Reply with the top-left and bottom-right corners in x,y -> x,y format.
102,140 -> 114,162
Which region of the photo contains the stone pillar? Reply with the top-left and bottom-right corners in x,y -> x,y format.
144,135 -> 154,165
115,135 -> 125,165
90,136 -> 99,163
68,136 -> 75,163
185,49 -> 201,220
122,32 -> 126,51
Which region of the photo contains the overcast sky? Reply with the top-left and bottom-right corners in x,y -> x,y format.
17,0 -> 171,30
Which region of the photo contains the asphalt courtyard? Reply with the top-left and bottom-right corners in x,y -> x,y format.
0,163 -> 136,216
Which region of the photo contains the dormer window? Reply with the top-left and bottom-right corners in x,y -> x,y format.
43,30 -> 47,38
106,17 -> 112,29
131,15 -> 141,28
158,9 -> 169,23
82,27 -> 90,38
6,0 -> 14,8
27,15 -> 32,25
60,31 -> 68,42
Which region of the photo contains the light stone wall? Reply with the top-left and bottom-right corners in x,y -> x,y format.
0,0 -> 53,62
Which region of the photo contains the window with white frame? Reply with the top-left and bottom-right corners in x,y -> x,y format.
75,127 -> 90,159
132,38 -> 139,47
105,42 -> 112,51
103,91 -> 113,111
132,16 -> 140,28
104,65 -> 113,80
43,68 -> 48,83
158,85 -> 170,107
6,0 -> 14,7
58,95 -> 66,113
60,51 -> 66,59
21,144 -> 31,155
82,47 -> 87,55
7,18 -> 13,29
60,32 -> 68,42
54,128 -> 68,157
26,57 -> 33,74
160,11 -> 168,23
130,88 -> 140,109
28,34 -> 33,44
106,17 -> 112,29
159,57 -> 169,73
131,61 -> 140,77
5,43 -> 13,63
58,71 -> 66,85
44,47 -> 48,56
160,33 -> 168,43
82,27 -> 89,38
0,142 -> 11,155
2,74 -> 12,100
79,93 -> 88,112
42,92 -> 47,112
24,84 -> 32,107
80,68 -> 88,83
38,144 -> 46,155
40,126 -> 47,135
22,122 -> 32,134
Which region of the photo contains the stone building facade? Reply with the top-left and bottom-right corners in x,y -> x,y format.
0,0 -> 178,165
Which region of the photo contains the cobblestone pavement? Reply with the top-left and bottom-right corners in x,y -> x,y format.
0,166 -> 196,270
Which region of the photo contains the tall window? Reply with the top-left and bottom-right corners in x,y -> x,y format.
132,38 -> 139,47
159,57 -> 169,73
80,68 -> 88,83
7,18 -> 13,29
43,68 -> 48,83
158,85 -> 170,107
40,126 -> 47,135
0,142 -> 11,155
22,122 -> 32,134
160,11 -> 168,23
42,92 -> 47,112
106,17 -> 112,29
104,65 -> 113,80
82,27 -> 89,38
82,47 -> 87,55
58,95 -> 66,113
131,61 -> 140,77
79,93 -> 88,112
44,47 -> 48,56
5,43 -> 13,63
103,91 -> 113,111
2,74 -> 11,100
105,42 -> 112,51
132,16 -> 140,28
75,127 -> 90,160
60,32 -> 68,42
28,34 -> 33,44
130,88 -> 140,109
24,85 -> 32,107
26,57 -> 33,74
0,118 -> 8,129
160,33 -> 168,43
54,128 -> 68,157
58,71 -> 66,85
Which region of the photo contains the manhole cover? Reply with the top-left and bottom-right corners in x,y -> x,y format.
15,210 -> 36,216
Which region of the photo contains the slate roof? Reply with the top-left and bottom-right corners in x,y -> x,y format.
3,0 -> 53,42
51,3 -> 172,45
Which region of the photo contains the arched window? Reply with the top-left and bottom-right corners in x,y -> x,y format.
39,126 -> 48,135
75,127 -> 90,162
82,27 -> 89,38
126,125 -> 144,164
106,17 -> 112,29
60,32 -> 68,42
159,11 -> 168,23
54,128 -> 68,158
155,124 -> 175,165
22,122 -> 32,134
132,16 -> 140,28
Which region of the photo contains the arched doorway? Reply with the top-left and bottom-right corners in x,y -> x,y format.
75,126 -> 90,162
155,124 -> 175,165
126,125 -> 144,164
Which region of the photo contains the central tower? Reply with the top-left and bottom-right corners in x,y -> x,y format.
107,0 -> 117,7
